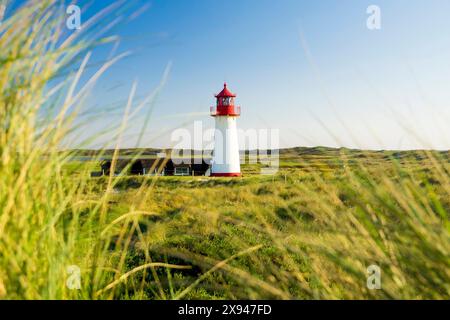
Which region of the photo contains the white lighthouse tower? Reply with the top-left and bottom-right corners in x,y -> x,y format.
210,83 -> 241,177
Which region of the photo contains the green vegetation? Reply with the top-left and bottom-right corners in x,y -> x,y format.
0,1 -> 449,300
76,148 -> 449,299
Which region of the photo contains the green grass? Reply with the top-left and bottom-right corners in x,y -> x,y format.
61,149 -> 449,299
0,0 -> 449,300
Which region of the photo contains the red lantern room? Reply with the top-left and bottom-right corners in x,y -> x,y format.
210,83 -> 241,117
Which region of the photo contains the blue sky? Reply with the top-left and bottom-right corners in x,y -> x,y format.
14,0 -> 450,149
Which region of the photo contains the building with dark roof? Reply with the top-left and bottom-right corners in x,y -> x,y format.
92,155 -> 210,177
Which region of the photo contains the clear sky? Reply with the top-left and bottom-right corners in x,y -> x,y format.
16,0 -> 450,149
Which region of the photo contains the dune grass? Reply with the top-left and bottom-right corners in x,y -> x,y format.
0,0 -> 449,300
76,149 -> 449,300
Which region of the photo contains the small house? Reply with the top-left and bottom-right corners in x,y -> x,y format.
94,156 -> 210,177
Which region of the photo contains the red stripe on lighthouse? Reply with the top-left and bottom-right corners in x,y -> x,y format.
210,172 -> 242,177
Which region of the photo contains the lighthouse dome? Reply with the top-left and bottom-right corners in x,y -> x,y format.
215,83 -> 236,98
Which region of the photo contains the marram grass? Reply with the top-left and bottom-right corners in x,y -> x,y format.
0,1 -> 449,300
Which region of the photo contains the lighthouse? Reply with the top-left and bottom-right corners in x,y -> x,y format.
210,83 -> 241,177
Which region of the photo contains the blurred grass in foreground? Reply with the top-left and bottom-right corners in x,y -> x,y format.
0,0 -> 449,300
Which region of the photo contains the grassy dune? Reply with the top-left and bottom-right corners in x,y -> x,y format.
70,148 -> 449,299
0,1 -> 449,300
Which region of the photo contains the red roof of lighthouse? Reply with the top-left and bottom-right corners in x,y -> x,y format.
215,83 -> 236,98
